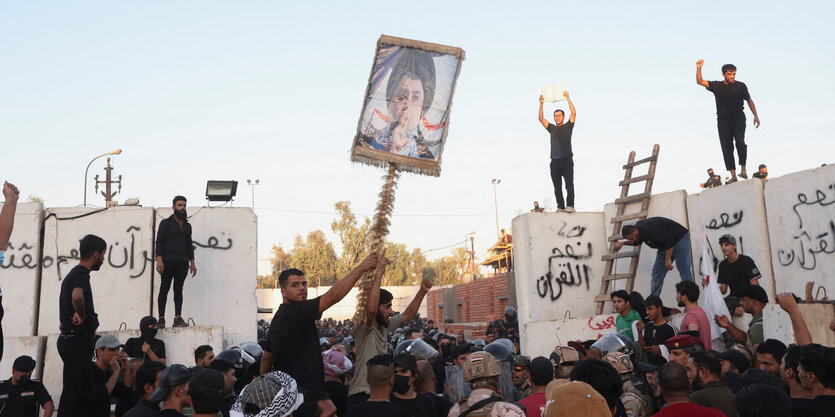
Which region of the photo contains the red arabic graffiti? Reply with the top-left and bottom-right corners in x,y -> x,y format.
587,315 -> 615,331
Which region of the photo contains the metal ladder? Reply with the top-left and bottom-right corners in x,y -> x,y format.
595,144 -> 660,314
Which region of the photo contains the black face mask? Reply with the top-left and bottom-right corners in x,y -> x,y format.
140,316 -> 158,341
175,209 -> 187,220
441,344 -> 452,357
393,374 -> 411,395
18,375 -> 31,384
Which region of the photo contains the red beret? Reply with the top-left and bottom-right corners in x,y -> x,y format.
664,334 -> 699,350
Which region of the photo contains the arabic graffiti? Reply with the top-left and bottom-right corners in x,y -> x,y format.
587,315 -> 615,331
536,260 -> 591,301
777,220 -> 835,271
193,236 -> 233,250
705,210 -> 744,230
791,184 -> 835,229
557,221 -> 586,238
549,242 -> 593,260
0,242 -> 44,270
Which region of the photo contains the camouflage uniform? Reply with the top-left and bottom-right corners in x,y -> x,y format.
447,351 -> 525,417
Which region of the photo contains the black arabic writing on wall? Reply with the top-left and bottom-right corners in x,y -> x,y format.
535,237 -> 593,301
777,184 -> 835,271
705,210 -> 744,230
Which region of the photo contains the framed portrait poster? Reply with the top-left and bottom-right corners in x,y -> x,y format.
351,35 -> 465,176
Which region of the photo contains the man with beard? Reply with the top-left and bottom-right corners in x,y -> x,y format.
124,316 -> 166,364
676,281 -> 712,349
615,218 -> 694,298
687,351 -> 738,417
155,195 -> 197,328
57,234 -> 106,417
346,255 -> 432,406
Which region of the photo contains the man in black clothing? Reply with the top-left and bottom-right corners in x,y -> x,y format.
794,344 -> 835,417
261,253 -> 378,391
152,364 -> 192,417
193,345 -> 214,369
123,360 -> 166,417
0,355 -> 54,417
615,217 -> 694,297
85,334 -> 131,417
57,233 -> 106,417
124,316 -> 166,363
391,353 -> 439,417
188,369 -> 227,417
538,91 -> 577,213
155,195 -> 197,328
711,234 -> 762,316
696,60 -> 761,183
345,355 -> 411,417
636,295 -> 679,365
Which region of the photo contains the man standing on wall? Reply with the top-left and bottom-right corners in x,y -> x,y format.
261,252 -> 379,391
155,195 -> 197,328
538,91 -> 577,213
0,181 -> 20,363
57,234 -> 106,417
696,59 -> 760,183
615,217 -> 694,297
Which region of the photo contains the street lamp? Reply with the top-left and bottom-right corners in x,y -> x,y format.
491,178 -> 501,239
84,149 -> 122,207
247,179 -> 260,208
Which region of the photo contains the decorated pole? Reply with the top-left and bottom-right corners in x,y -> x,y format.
352,163 -> 400,326
349,34 -> 465,326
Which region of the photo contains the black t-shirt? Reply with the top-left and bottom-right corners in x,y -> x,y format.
717,255 -> 761,298
792,395 -> 835,417
59,265 -> 99,336
268,297 -> 324,390
0,378 -> 52,417
643,321 -> 678,365
428,393 -> 453,417
324,380 -> 348,417
123,337 -> 166,361
85,363 -> 130,417
122,398 -> 160,417
546,121 -> 574,159
635,217 -> 689,250
707,81 -> 750,118
391,393 -> 439,417
345,401 -> 413,417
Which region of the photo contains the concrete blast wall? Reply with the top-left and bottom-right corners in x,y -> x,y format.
514,164 -> 835,356
604,190 -> 692,306
39,206 -> 156,335
0,202 -> 44,337
156,207 -> 258,347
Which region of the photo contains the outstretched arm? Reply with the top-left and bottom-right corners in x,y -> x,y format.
696,59 -> 709,88
365,250 -> 391,327
747,98 -> 760,128
538,95 -> 549,129
400,278 -> 432,323
564,91 -> 576,123
777,292 -> 812,345
320,253 -> 378,314
0,181 -> 20,249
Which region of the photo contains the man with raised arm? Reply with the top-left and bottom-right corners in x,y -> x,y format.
261,252 -> 379,390
0,181 -> 20,363
696,59 -> 760,183
347,253 -> 432,406
538,91 -> 577,213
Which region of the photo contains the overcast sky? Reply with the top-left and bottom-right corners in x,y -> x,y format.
2,1 -> 833,276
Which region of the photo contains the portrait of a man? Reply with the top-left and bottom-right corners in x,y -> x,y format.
352,35 -> 465,176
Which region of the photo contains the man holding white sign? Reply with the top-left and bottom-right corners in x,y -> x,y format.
538,90 -> 576,212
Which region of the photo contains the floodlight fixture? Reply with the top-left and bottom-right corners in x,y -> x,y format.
205,180 -> 238,202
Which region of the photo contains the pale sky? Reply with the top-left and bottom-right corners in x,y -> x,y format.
2,1 -> 833,277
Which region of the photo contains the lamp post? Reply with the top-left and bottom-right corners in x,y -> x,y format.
84,149 -> 122,207
491,178 -> 501,239
247,179 -> 260,208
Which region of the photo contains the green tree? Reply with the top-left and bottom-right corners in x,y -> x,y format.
257,274 -> 277,288
290,230 -> 338,287
330,201 -> 371,277
451,246 -> 470,277
270,245 -> 292,278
